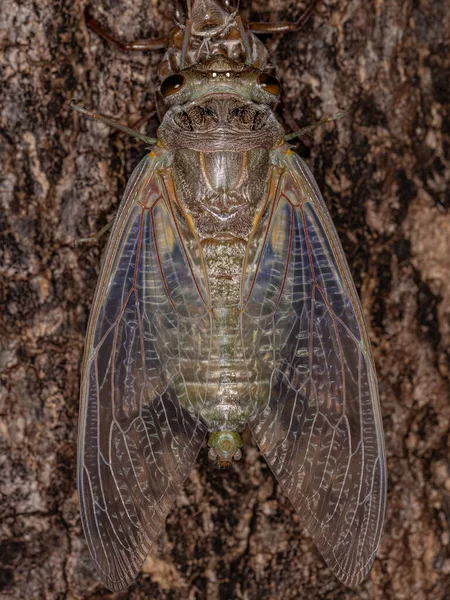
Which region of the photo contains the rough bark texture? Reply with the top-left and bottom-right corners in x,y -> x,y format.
1,0 -> 449,598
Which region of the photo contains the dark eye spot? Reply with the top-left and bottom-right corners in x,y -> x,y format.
161,74 -> 186,97
256,73 -> 281,96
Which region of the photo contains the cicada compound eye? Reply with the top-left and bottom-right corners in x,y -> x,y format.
256,73 -> 281,96
160,73 -> 186,97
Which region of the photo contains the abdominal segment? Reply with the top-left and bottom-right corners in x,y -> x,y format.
165,149 -> 281,432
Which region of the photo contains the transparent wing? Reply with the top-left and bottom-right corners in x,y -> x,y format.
246,148 -> 386,586
78,149 -> 209,591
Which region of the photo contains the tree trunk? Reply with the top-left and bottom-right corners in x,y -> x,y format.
1,0 -> 449,598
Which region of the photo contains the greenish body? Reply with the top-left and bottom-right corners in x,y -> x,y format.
156,54 -> 285,461
173,148 -> 272,443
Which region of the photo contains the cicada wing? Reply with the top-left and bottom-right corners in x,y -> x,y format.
246,149 -> 386,586
78,149 -> 209,592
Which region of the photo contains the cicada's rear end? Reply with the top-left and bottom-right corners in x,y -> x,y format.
76,0 -> 386,591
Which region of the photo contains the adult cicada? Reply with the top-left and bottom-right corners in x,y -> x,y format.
73,0 -> 386,591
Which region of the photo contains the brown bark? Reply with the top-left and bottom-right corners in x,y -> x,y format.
1,0 -> 449,598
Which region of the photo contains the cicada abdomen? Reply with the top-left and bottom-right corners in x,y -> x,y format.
76,0 -> 386,591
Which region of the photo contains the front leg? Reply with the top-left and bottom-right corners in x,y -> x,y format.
249,0 -> 322,34
85,9 -> 169,51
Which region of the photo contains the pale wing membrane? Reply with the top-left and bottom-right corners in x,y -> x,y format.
247,150 -> 386,586
78,150 -> 208,591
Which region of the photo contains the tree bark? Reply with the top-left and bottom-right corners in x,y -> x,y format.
1,0 -> 449,598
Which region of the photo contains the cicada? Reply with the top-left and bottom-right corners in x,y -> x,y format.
74,0 -> 386,591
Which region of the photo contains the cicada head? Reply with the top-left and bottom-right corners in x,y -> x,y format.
208,431 -> 243,467
157,54 -> 284,152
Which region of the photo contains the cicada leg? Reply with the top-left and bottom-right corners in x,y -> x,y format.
74,216 -> 116,245
249,0 -> 322,34
70,101 -> 157,145
284,112 -> 346,142
85,9 -> 169,51
235,16 -> 252,64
